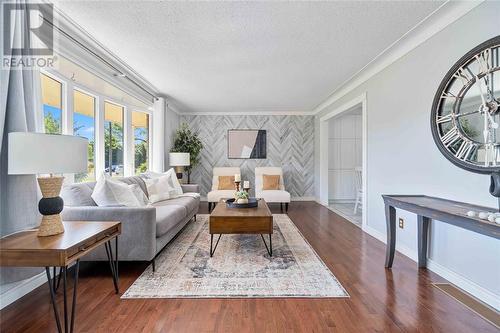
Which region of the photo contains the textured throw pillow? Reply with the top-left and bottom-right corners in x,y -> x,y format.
218,175 -> 235,190
262,174 -> 280,190
144,175 -> 172,203
141,168 -> 183,197
129,184 -> 149,206
91,174 -> 148,207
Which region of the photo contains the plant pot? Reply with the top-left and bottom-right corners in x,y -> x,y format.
237,198 -> 249,204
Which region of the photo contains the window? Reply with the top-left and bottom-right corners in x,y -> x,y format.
132,111 -> 149,174
73,90 -> 96,182
41,74 -> 63,134
104,102 -> 124,177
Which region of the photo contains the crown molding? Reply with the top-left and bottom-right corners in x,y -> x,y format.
312,0 -> 484,116
180,110 -> 313,116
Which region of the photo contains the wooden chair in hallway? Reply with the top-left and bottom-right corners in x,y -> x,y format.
354,166 -> 363,214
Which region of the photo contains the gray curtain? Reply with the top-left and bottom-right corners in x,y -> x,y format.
0,0 -> 44,285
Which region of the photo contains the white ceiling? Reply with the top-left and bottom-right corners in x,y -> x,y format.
54,1 -> 444,113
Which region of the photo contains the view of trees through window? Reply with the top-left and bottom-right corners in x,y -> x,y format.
132,111 -> 149,174
104,102 -> 124,177
73,90 -> 96,182
41,74 -> 63,134
40,72 -> 151,181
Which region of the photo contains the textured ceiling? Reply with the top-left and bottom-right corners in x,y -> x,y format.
54,1 -> 443,113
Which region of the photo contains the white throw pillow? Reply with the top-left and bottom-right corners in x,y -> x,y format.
91,174 -> 148,207
141,168 -> 183,198
144,175 -> 172,203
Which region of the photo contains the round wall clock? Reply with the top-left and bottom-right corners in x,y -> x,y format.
431,36 -> 500,174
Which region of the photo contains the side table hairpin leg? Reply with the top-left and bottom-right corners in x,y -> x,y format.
45,259 -> 80,333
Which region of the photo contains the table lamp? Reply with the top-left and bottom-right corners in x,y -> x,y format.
8,132 -> 88,237
169,152 -> 190,181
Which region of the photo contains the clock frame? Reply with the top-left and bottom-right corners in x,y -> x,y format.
431,36 -> 500,174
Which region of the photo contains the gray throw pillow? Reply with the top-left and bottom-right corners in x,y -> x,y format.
61,183 -> 97,206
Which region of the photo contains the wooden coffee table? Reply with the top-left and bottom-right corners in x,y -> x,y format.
209,198 -> 273,257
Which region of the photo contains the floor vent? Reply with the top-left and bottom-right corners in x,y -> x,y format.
433,283 -> 499,329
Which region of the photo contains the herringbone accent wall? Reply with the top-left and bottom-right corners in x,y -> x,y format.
179,115 -> 315,198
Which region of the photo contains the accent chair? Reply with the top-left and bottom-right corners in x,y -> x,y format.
255,167 -> 291,212
207,167 -> 241,212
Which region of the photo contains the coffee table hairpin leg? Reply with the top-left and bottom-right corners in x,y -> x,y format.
210,234 -> 222,257
260,234 -> 273,257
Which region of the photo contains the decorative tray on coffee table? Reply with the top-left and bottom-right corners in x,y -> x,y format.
226,198 -> 259,208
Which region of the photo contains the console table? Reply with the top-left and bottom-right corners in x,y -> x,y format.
0,221 -> 121,333
382,195 -> 500,269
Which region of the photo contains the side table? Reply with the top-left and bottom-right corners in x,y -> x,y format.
0,221 -> 121,333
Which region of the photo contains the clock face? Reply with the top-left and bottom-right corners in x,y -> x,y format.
431,36 -> 500,174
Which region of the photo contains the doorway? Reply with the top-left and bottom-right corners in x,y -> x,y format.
319,93 -> 367,229
327,106 -> 362,226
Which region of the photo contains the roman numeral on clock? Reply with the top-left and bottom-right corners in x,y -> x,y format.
437,114 -> 453,124
441,128 -> 461,147
455,140 -> 475,160
476,49 -> 492,74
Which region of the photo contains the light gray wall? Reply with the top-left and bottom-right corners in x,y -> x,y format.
315,2 -> 500,308
164,105 -> 180,169
179,115 -> 314,198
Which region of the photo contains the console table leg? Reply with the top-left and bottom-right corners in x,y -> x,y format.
385,204 -> 396,268
418,216 -> 430,268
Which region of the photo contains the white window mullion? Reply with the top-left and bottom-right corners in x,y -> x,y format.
124,106 -> 134,176
64,81 -> 74,135
95,97 -> 105,176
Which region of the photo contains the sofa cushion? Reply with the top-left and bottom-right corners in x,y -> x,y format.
61,183 -> 96,206
154,204 -> 187,237
161,196 -> 199,213
218,175 -> 235,190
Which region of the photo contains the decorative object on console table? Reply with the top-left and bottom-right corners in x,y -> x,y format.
430,36 -> 500,208
8,132 -> 88,236
171,123 -> 203,184
169,152 -> 190,183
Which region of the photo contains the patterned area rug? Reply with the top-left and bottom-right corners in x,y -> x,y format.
122,214 -> 348,298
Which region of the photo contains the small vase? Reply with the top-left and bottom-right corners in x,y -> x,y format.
237,198 -> 249,204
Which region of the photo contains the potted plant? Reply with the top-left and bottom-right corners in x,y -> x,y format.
171,123 -> 203,183
234,190 -> 249,204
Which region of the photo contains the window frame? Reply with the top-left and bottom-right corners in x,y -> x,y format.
40,68 -> 154,181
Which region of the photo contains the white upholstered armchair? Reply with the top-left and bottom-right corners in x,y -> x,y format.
207,167 -> 241,212
255,167 -> 291,212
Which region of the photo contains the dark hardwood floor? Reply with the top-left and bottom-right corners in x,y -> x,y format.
0,202 -> 496,332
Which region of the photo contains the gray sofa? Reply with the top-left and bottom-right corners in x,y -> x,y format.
61,176 -> 199,269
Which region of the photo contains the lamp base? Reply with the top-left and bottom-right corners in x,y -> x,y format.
38,214 -> 64,237
37,176 -> 65,237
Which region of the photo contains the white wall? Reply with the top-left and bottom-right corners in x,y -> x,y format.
315,2 -> 500,309
328,110 -> 362,201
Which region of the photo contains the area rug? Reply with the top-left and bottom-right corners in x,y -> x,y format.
122,214 -> 349,298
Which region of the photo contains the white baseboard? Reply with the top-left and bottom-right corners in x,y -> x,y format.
362,224 -> 499,310
0,272 -> 47,310
426,259 -> 500,311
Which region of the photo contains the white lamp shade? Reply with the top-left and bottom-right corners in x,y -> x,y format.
8,132 -> 88,175
169,152 -> 190,166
